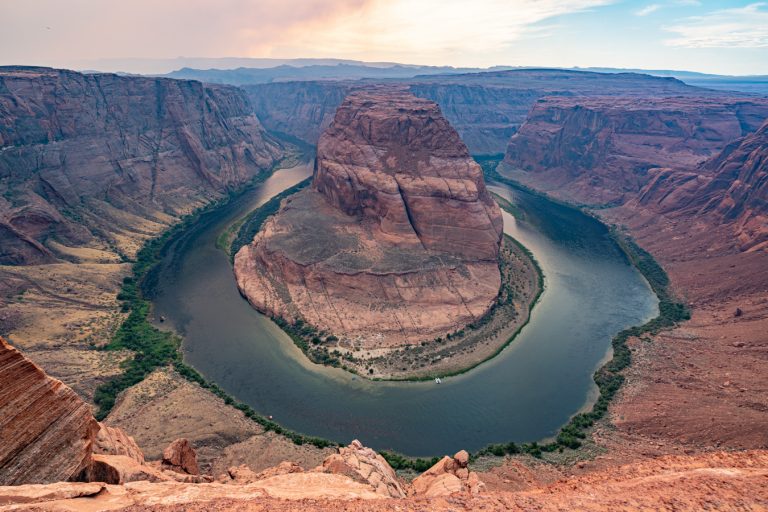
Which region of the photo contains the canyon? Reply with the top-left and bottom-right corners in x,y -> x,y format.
0,66 -> 282,402
502,95 -> 768,204
245,69 -> 725,155
1,63 -> 767,511
2,333 -> 767,511
234,89 -> 540,378
496,84 -> 768,455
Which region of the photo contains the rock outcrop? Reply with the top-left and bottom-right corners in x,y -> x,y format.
411,450 -> 485,497
636,118 -> 768,252
161,439 -> 200,476
502,95 -> 768,204
0,66 -> 282,265
235,88 -> 503,349
94,425 -> 145,465
0,336 -> 99,485
317,440 -> 406,498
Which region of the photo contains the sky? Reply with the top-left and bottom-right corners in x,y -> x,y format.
1,0 -> 767,75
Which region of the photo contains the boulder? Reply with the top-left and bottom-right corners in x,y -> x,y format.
317,440 -> 406,498
411,450 -> 485,497
161,438 -> 200,475
94,424 -> 145,465
0,337 -> 99,485
87,454 -> 171,485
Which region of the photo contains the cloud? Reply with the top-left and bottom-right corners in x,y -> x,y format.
0,0 -> 616,70
634,4 -> 661,16
665,2 -> 768,48
274,0 -> 616,62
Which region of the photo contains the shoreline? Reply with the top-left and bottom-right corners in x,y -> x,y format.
94,152 -> 684,468
227,184 -> 544,382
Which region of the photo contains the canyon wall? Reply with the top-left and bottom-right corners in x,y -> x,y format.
498,90 -> 768,452
636,118 -> 768,252
235,88 -> 503,350
0,66 -> 283,265
244,69 -> 711,155
502,95 -> 768,204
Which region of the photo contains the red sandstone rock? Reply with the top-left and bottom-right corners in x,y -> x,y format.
0,482 -> 105,506
0,66 -> 282,265
235,89 -> 503,346
317,440 -> 406,498
0,337 -> 99,485
87,454 -> 173,485
411,450 -> 485,497
247,69 -> 707,156
313,89 -> 503,261
94,424 -> 145,465
637,118 -> 768,252
161,439 -> 200,476
503,95 -> 768,204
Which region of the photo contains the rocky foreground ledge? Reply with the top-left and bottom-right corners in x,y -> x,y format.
1,336 -> 766,511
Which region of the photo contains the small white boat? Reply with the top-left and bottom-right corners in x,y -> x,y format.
435,377 -> 442,384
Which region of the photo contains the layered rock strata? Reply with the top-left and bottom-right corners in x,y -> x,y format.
0,66 -> 282,265
235,89 -> 503,348
0,336 -> 99,485
502,95 -> 768,204
246,69 -> 711,155
636,118 -> 768,251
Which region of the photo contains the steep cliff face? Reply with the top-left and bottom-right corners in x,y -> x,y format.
0,66 -> 282,264
244,69 -> 708,155
637,118 -> 768,251
0,336 -> 99,485
235,89 -> 503,352
313,89 -> 503,260
244,81 -> 353,146
502,96 -> 768,204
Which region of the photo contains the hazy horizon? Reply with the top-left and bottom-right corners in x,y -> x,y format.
2,1 -> 768,75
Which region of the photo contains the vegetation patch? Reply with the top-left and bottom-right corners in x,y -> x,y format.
229,178 -> 311,260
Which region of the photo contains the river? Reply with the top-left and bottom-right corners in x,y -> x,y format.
147,162 -> 658,456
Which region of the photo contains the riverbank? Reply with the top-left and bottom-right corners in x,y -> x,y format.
125,156 -> 659,459
230,202 -> 543,381
479,160 -> 689,459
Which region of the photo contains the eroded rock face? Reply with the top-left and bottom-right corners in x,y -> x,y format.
0,336 -> 99,485
317,440 -> 406,498
313,89 -> 503,261
636,118 -> 768,252
235,89 -> 502,347
0,66 -> 282,265
94,425 -> 145,465
246,69 -> 707,155
502,96 -> 768,204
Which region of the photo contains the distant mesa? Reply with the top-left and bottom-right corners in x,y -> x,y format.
234,88 -> 505,363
